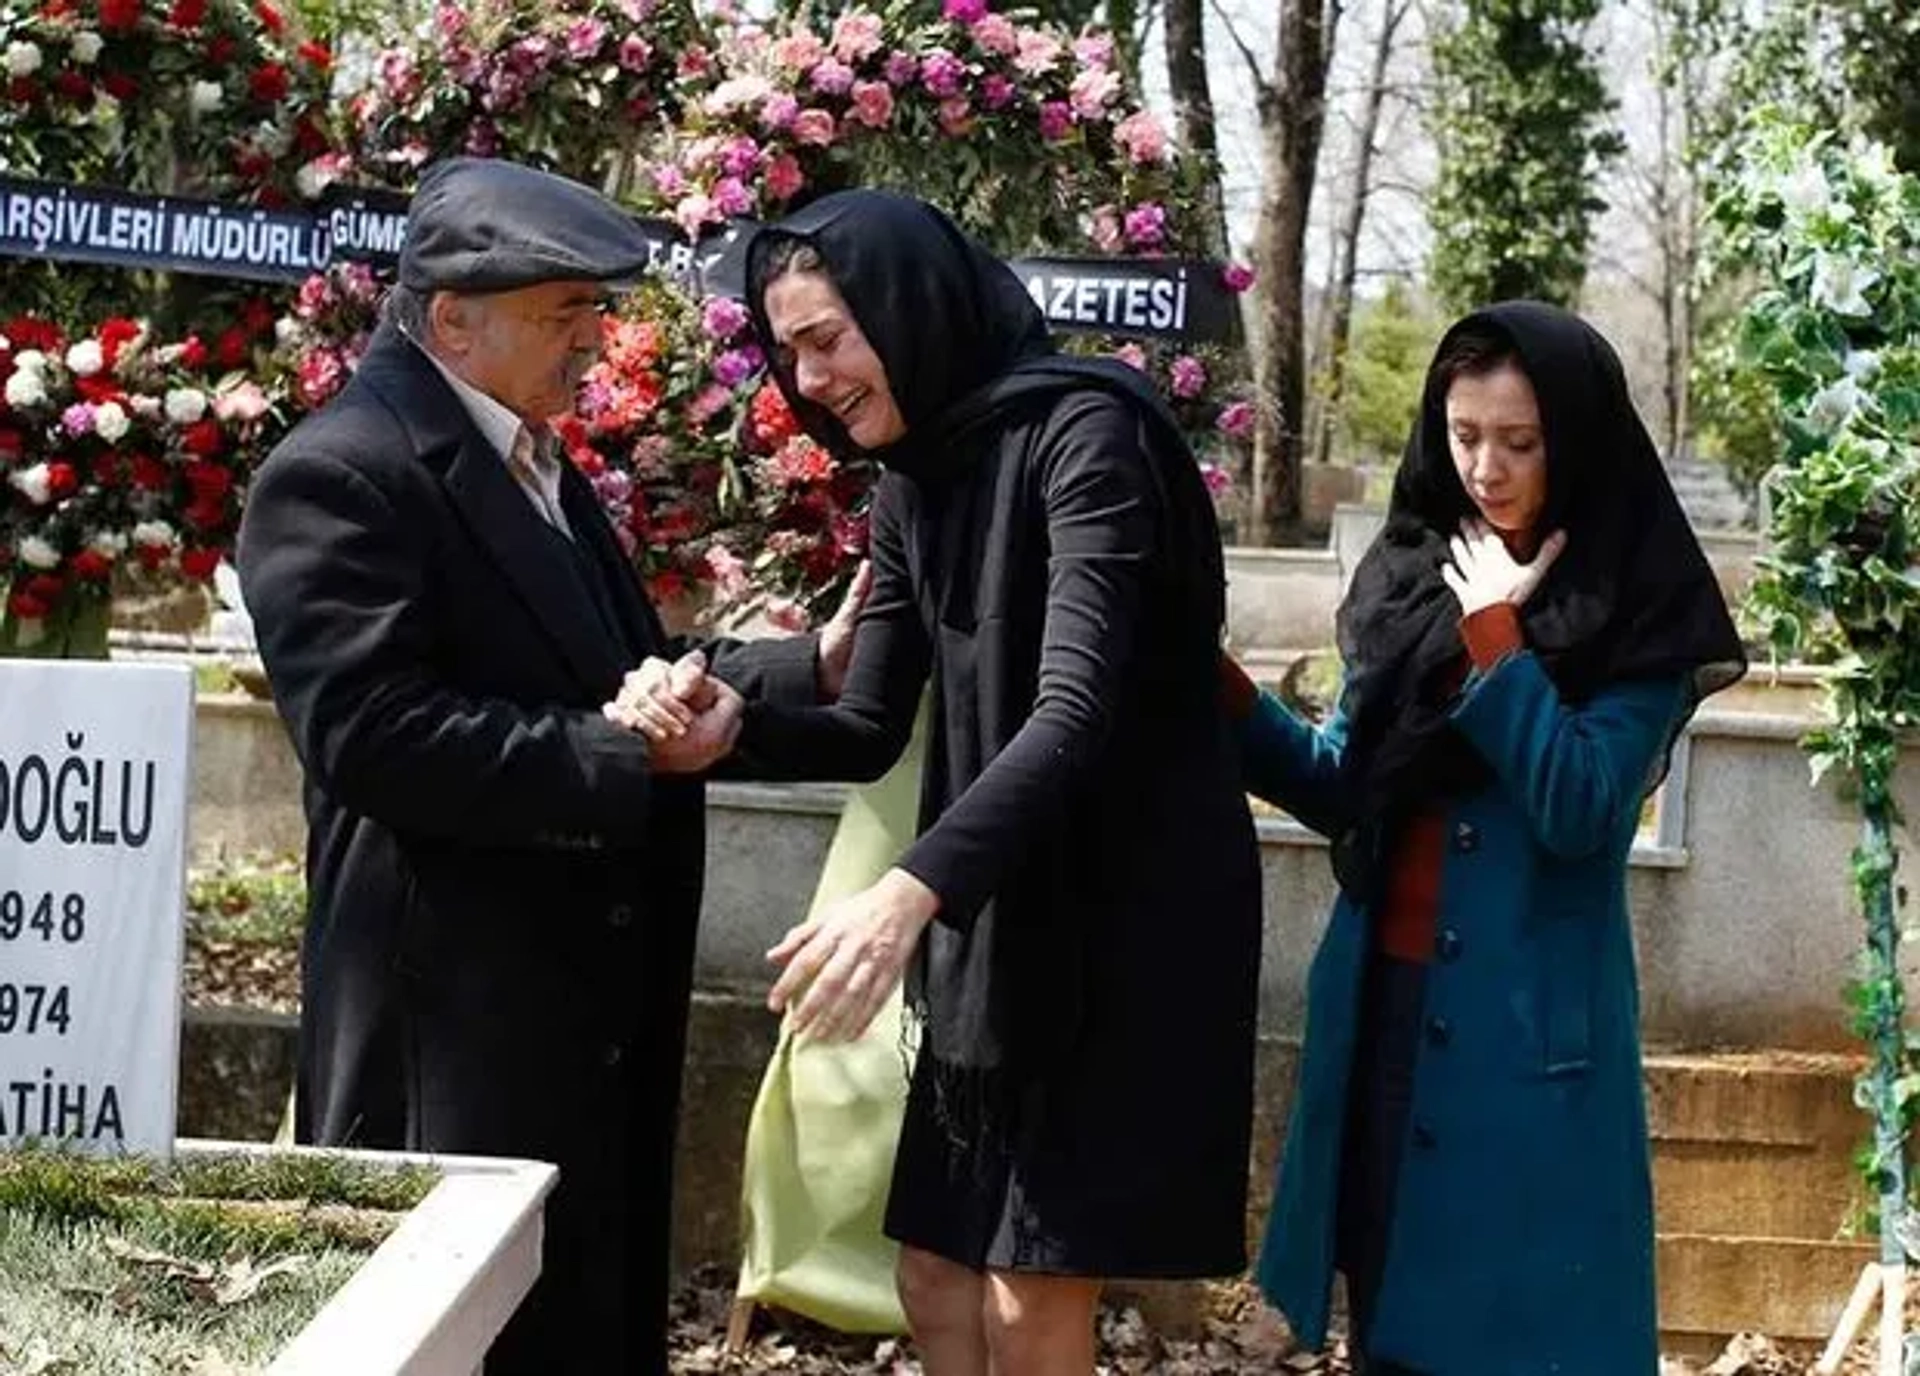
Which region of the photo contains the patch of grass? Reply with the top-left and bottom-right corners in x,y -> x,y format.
193,660 -> 241,696
186,856 -> 306,948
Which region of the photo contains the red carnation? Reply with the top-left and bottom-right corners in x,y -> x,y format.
184,460 -> 233,499
26,573 -> 66,602
167,0 -> 207,26
249,63 -> 290,104
178,335 -> 208,370
3,317 -> 63,353
8,589 -> 50,621
96,0 -> 140,31
253,1 -> 284,32
292,113 -> 329,155
205,33 -> 236,66
130,454 -> 170,491
100,70 -> 137,101
6,78 -> 37,105
70,549 -> 112,582
98,316 -> 140,367
53,71 -> 94,103
297,40 -> 331,69
180,547 -> 223,580
180,419 -> 224,457
75,376 -> 126,405
45,461 -> 78,499
90,453 -> 120,485
215,327 -> 250,369
240,296 -> 276,334
134,544 -> 167,571
0,429 -> 23,462
183,498 -> 226,531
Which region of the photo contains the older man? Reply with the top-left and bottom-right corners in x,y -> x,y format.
238,158 -> 851,1374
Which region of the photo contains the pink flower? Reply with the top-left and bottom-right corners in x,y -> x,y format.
772,30 -> 826,72
1217,401 -> 1255,440
1089,204 -> 1124,252
764,153 -> 806,201
943,0 -> 989,20
764,596 -> 809,632
1223,263 -> 1256,292
713,176 -> 755,217
677,46 -> 713,79
675,193 -> 719,239
705,543 -> 750,599
790,107 -> 837,146
464,119 -> 501,156
214,381 -> 270,423
920,48 -> 965,98
652,163 -> 688,198
297,347 -> 345,407
810,57 -> 854,94
617,36 -> 653,72
1038,100 -> 1074,143
980,73 -> 1016,109
831,11 -> 885,64
1069,68 -> 1120,119
1123,202 -> 1167,249
295,274 -> 335,320
1013,28 -> 1062,76
687,384 -> 736,428
340,263 -> 379,303
760,93 -> 800,131
1200,462 -> 1231,496
1113,110 -> 1167,164
1113,343 -> 1147,371
377,49 -> 419,103
619,0 -> 655,18
721,136 -> 763,177
1073,33 -> 1114,69
565,18 -> 607,60
434,4 -> 466,38
882,51 -> 918,86
848,78 -> 894,128
971,13 -> 1018,55
1169,355 -> 1207,398
938,96 -> 974,136
702,297 -> 751,341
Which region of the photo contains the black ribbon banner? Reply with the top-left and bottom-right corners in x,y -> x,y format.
0,173 -> 1238,344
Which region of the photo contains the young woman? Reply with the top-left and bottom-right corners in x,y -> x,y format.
670,189 -> 1267,1376
1232,301 -> 1746,1374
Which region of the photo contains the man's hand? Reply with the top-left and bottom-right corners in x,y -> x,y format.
1441,519 -> 1568,614
815,559 -> 873,702
603,650 -> 744,773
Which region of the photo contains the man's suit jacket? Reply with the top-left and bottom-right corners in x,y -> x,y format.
237,329 -> 818,1374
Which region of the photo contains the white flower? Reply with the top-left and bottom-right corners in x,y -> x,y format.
164,388 -> 208,424
89,531 -> 127,558
133,519 -> 177,549
70,31 -> 103,64
1810,251 -> 1879,317
190,80 -> 225,114
4,367 -> 48,409
1778,158 -> 1831,220
704,74 -> 772,114
65,339 -> 104,377
9,464 -> 53,507
5,42 -> 43,79
92,400 -> 130,442
11,349 -> 47,374
129,394 -> 161,420
1804,375 -> 1864,435
273,317 -> 304,348
17,534 -> 61,570
1845,349 -> 1883,381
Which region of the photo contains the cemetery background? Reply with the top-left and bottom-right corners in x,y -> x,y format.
3,0 -> 1919,1370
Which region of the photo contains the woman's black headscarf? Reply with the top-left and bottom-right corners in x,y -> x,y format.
1332,300 -> 1746,897
743,189 -> 1226,641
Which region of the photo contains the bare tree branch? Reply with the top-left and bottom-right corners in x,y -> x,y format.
1207,0 -> 1272,95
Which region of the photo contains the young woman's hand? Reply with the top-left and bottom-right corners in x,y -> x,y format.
1442,519 -> 1568,613
766,867 -> 939,1041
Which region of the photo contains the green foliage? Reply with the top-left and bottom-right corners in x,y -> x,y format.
1329,280 -> 1437,464
187,854 -> 307,948
1426,0 -> 1624,312
1714,109 -> 1920,1234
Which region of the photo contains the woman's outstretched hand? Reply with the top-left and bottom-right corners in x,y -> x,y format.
1442,519 -> 1568,614
767,867 -> 939,1042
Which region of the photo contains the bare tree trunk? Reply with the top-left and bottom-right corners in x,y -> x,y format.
1163,0 -> 1229,259
1246,0 -> 1336,545
1314,0 -> 1410,467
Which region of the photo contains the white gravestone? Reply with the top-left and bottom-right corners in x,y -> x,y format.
0,661 -> 193,1157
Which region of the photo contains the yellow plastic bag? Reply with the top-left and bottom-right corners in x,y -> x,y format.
734,700 -> 927,1334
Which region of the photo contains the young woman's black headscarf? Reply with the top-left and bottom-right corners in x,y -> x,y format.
1331,300 -> 1746,898
743,189 -> 1226,643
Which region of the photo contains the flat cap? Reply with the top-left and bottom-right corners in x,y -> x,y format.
398,157 -> 653,293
